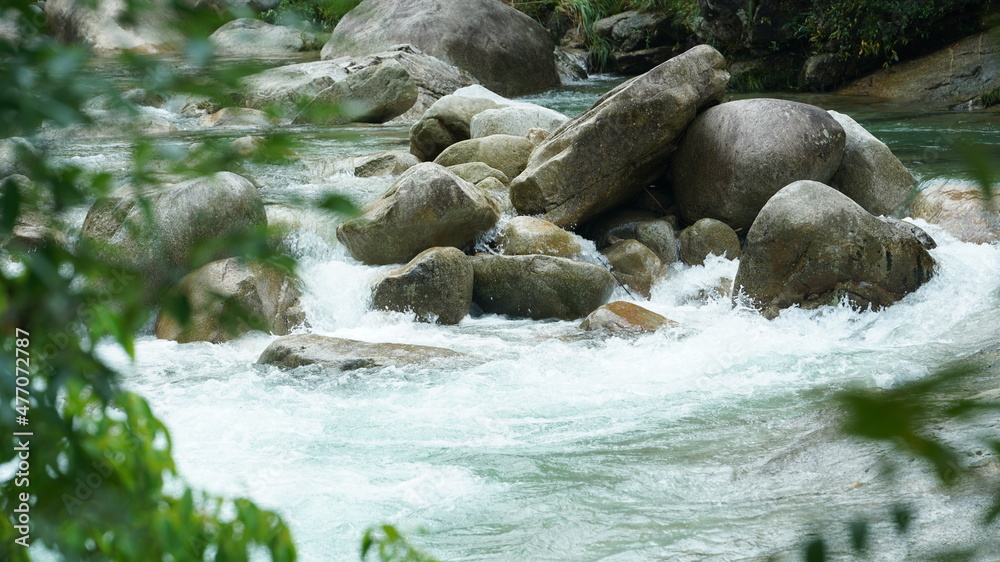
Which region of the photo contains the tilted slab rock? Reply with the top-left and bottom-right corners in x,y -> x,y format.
510,45 -> 729,228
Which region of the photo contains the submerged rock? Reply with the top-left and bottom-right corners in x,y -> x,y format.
371,247 -> 473,325
320,0 -> 559,97
579,301 -> 675,334
734,180 -> 936,319
671,98 -> 846,232
336,163 -> 500,265
471,254 -> 615,320
198,107 -> 277,128
155,258 -> 305,343
909,182 -> 1000,244
827,110 -> 914,216
510,45 -> 729,227
81,171 -> 266,290
257,333 -> 481,370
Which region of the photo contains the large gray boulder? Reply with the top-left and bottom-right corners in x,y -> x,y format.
257,334 -> 482,371
45,0 -> 182,54
909,182 -> 1000,244
240,56 -> 417,125
373,45 -> 479,120
81,171 -> 266,290
734,180 -> 935,319
671,98 -> 846,232
433,135 -> 535,180
336,163 -> 500,265
471,254 -> 615,320
209,18 -> 315,56
469,105 -> 569,139
371,247 -> 473,325
320,0 -> 559,97
494,216 -> 582,258
155,258 -> 305,343
826,110 -> 914,216
510,45 -> 730,228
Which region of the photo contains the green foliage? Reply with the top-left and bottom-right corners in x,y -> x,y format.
361,525 -> 441,562
262,0 -> 363,30
792,0 -> 987,67
981,86 -> 1000,107
0,0 -> 346,559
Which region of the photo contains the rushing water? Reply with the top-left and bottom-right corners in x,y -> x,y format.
41,72 -> 1000,560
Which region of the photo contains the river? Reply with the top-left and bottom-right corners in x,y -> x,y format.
45,69 -> 1000,560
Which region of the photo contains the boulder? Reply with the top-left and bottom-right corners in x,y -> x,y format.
633,219 -> 680,266
602,239 -> 663,298
734,180 -> 935,319
45,0 -> 182,54
433,135 -> 534,180
447,162 -> 509,186
320,0 -> 559,97
827,110 -> 914,216
475,177 -> 514,216
198,107 -> 277,128
471,254 -> 615,320
340,151 -> 421,178
579,301 -> 675,334
1,175 -> 67,252
469,106 -> 569,139
409,86 -> 511,162
0,137 -> 36,178
257,333 -> 482,371
679,218 -> 742,265
375,45 -> 479,120
908,182 -> 1000,244
510,45 -> 729,228
594,11 -> 683,53
838,32 -> 1000,105
155,258 -> 305,343
671,98 -> 846,232
81,171 -> 266,290
555,47 -> 588,82
879,217 -> 937,250
371,247 -> 473,325
240,56 -> 417,125
495,216 -> 582,258
209,18 -> 314,56
336,163 -> 500,265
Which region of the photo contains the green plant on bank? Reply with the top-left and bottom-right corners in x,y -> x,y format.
791,0 -> 988,67
262,0 -> 362,31
0,0 -> 362,559
981,86 -> 1000,107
